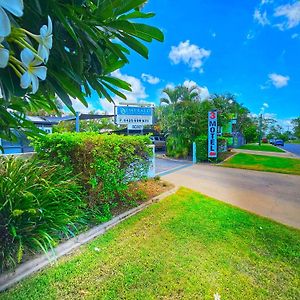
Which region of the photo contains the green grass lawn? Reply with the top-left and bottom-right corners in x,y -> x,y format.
238,144 -> 285,153
2,188 -> 300,300
288,140 -> 300,144
222,153 -> 300,175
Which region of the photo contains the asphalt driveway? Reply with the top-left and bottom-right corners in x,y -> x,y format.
155,157 -> 192,175
282,143 -> 300,157
163,164 -> 300,229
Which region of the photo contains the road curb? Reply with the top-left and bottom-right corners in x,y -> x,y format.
0,187 -> 178,292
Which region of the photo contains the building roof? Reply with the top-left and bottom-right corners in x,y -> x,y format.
27,114 -> 115,125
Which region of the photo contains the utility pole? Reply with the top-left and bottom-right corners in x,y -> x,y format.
259,113 -> 262,146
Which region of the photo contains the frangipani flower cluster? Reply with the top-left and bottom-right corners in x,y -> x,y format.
0,0 -> 53,94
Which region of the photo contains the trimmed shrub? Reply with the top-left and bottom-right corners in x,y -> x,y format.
32,133 -> 152,211
0,157 -> 85,271
195,136 -> 208,162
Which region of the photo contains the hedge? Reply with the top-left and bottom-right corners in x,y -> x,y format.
32,133 -> 152,211
0,133 -> 152,271
195,136 -> 227,162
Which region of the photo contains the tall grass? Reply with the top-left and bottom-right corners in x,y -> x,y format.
0,157 -> 86,271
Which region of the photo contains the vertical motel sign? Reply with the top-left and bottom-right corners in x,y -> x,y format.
208,110 -> 218,158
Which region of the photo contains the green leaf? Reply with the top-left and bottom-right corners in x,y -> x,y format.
101,81 -> 127,100
118,11 -> 155,20
116,33 -> 149,59
102,76 -> 132,91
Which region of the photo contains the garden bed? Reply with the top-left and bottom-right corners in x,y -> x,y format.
0,179 -> 174,291
111,178 -> 173,217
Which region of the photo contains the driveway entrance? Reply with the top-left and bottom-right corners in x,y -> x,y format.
162,164 -> 300,229
155,157 -> 192,176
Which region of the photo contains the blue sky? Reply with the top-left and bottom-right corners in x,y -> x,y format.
80,0 -> 300,128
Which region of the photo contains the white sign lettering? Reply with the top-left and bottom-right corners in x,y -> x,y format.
208,111 -> 218,158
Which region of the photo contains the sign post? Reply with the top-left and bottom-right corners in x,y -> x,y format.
208,110 -> 218,158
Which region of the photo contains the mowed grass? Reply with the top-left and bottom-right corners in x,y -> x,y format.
238,144 -> 285,153
222,153 -> 300,175
2,188 -> 300,300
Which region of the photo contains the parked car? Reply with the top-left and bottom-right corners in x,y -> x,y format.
274,139 -> 284,146
150,136 -> 166,150
269,138 -> 275,145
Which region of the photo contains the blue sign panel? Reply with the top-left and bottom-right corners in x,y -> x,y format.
115,106 -> 154,125
116,106 -> 152,116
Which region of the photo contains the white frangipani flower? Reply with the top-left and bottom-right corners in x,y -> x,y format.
0,37 -> 9,68
37,16 -> 53,62
20,48 -> 47,94
214,293 -> 221,300
0,0 -> 24,37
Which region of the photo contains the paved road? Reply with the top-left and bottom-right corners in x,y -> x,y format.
163,164 -> 300,229
281,143 -> 300,157
155,158 -> 192,175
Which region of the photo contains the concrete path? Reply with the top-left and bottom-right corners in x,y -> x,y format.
232,148 -> 299,159
163,164 -> 300,229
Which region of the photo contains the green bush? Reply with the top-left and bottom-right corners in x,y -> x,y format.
195,136 -> 228,162
166,136 -> 190,158
0,157 -> 85,271
195,136 -> 208,162
32,133 -> 152,211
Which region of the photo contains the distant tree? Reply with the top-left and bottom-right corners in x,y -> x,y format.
53,113 -> 118,133
157,92 -> 252,157
244,125 -> 258,143
267,124 -> 283,139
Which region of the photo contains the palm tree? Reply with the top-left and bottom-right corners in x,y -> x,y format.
180,84 -> 200,102
160,86 -> 182,105
160,84 -> 200,105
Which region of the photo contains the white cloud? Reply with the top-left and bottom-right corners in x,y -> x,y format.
165,82 -> 175,90
268,73 -> 290,88
183,80 -> 210,100
111,70 -> 148,102
261,0 -> 273,5
274,2 -> 300,30
60,97 -> 102,114
263,102 -> 269,108
71,98 -> 94,114
169,40 -> 211,72
254,9 -> 270,26
141,73 -> 160,85
291,33 -> 299,39
183,80 -> 198,89
100,70 -> 148,114
211,32 -> 217,38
